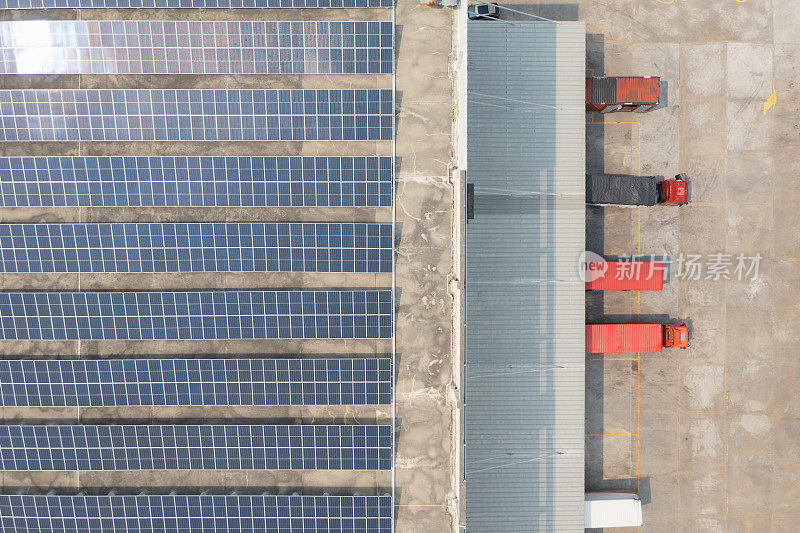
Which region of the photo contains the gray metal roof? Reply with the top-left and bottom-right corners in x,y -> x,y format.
465,21 -> 586,532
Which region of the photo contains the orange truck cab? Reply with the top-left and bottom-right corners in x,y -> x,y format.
657,174 -> 688,205
586,76 -> 661,112
663,323 -> 689,349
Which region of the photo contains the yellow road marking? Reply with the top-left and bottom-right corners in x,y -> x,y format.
636,353 -> 641,493
763,88 -> 776,115
637,121 -> 641,255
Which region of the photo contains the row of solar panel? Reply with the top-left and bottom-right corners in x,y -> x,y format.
0,424 -> 392,471
0,20 -> 393,75
0,290 -> 393,340
0,0 -> 392,7
0,156 -> 392,207
0,358 -> 391,406
0,495 -> 392,533
0,222 -> 392,273
0,89 -> 392,141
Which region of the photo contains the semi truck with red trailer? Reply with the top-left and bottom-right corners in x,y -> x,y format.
585,261 -> 664,291
585,323 -> 689,353
586,173 -> 688,206
586,77 -> 661,112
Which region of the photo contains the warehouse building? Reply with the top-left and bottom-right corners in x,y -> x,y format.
465,20 -> 587,532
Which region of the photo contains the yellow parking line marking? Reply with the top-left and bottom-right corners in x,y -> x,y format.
585,118 -> 643,496
636,353 -> 641,493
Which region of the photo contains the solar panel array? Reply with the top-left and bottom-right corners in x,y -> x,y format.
0,495 -> 393,533
0,290 -> 393,340
0,89 -> 393,142
0,424 -> 393,470
0,0 -> 392,8
0,21 -> 393,75
0,358 -> 392,406
0,222 -> 392,273
0,0 -> 397,516
0,156 -> 393,207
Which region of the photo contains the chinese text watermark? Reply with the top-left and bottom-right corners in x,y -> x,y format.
579,252 -> 762,282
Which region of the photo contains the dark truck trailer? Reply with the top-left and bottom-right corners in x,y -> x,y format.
586,323 -> 689,354
586,77 -> 660,112
586,173 -> 687,206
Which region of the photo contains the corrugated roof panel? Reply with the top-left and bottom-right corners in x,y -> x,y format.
466,21 -> 586,533
588,76 -> 617,104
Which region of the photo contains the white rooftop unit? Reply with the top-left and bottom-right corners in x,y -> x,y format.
584,492 -> 643,529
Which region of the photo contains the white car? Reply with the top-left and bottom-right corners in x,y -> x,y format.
468,2 -> 500,19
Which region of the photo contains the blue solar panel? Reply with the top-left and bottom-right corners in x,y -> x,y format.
0,89 -> 393,142
0,290 -> 392,340
0,21 -> 393,75
0,358 -> 392,406
0,0 -> 391,7
0,424 -> 392,470
0,495 -> 393,533
0,156 -> 393,208
0,223 -> 393,273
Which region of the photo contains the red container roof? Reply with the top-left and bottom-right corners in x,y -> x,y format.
585,262 -> 664,291
616,77 -> 660,104
586,323 -> 664,353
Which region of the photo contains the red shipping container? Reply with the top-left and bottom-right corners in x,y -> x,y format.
586,77 -> 660,112
585,262 -> 664,291
586,324 -> 664,353
615,77 -> 660,105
